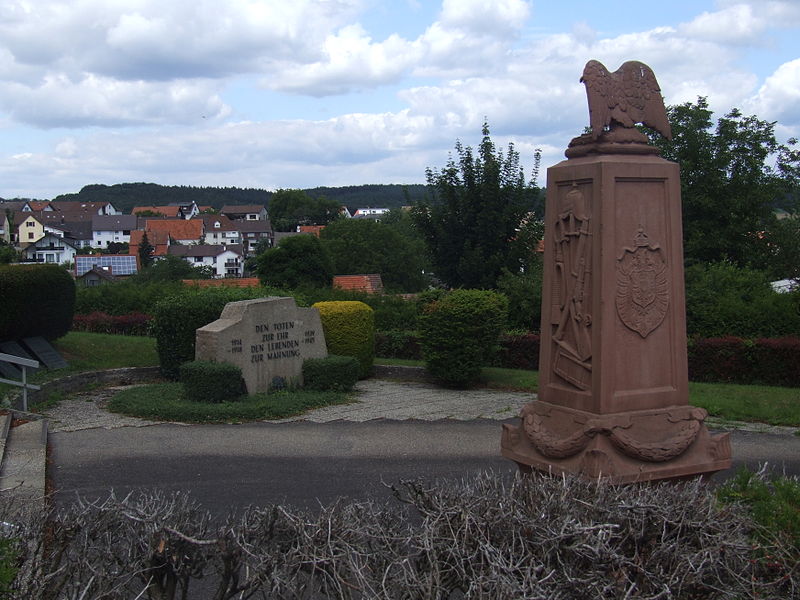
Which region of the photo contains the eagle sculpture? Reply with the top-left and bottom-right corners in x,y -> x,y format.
580,60 -> 671,141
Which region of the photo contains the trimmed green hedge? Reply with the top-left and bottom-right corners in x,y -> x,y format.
179,360 -> 246,403
313,301 -> 375,378
0,264 -> 75,341
418,289 -> 508,387
302,355 -> 360,391
151,288 -> 268,379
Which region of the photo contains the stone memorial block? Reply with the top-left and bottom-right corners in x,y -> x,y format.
501,60 -> 732,482
195,297 -> 327,394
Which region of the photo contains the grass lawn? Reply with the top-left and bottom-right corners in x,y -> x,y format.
53,331 -> 159,372
107,382 -> 351,423
689,381 -> 800,427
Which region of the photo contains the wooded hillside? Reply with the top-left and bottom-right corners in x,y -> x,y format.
35,182 -> 428,213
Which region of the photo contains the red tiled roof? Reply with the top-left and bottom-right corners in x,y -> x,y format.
182,278 -> 261,288
333,274 -> 384,294
146,219 -> 203,241
298,225 -> 325,237
133,206 -> 183,218
129,229 -> 170,256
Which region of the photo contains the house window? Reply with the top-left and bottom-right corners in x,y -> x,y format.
194,256 -> 203,263
27,221 -> 34,227
28,232 -> 34,239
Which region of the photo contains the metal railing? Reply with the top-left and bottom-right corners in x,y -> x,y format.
0,352 -> 40,412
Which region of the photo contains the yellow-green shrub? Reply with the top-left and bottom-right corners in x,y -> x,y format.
312,301 -> 374,378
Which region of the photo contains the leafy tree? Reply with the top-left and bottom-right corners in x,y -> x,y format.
412,122 -> 541,289
684,260 -> 800,337
135,255 -> 214,282
256,234 -> 333,289
651,98 -> 799,267
756,215 -> 800,283
268,189 -> 342,232
104,242 -> 129,255
0,239 -> 16,264
138,232 -> 155,268
319,218 -> 428,292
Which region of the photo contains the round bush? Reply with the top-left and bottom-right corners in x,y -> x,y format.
179,360 -> 246,403
418,289 -> 508,387
312,301 -> 375,378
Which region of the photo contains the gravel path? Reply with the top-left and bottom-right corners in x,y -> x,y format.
42,380 -> 535,432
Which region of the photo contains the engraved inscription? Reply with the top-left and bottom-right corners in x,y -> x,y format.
616,228 -> 668,338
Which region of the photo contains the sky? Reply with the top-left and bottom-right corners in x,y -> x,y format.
1,0 -> 799,200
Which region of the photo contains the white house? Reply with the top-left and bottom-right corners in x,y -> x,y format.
197,215 -> 242,246
221,205 -> 268,221
168,244 -> 244,278
22,233 -> 79,265
91,215 -> 139,248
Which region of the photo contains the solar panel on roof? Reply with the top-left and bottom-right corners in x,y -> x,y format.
75,255 -> 138,276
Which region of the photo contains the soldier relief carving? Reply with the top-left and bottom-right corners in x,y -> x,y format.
552,183 -> 592,390
616,228 -> 669,337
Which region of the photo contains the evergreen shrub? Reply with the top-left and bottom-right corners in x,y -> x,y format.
302,355 -> 360,391
375,330 -> 422,360
312,301 -> 375,378
0,264 -> 75,341
151,287 -> 264,379
179,360 -> 245,403
418,289 -> 508,387
688,336 -> 800,387
75,281 -> 185,315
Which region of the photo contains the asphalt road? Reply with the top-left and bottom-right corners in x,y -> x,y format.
49,420 -> 800,514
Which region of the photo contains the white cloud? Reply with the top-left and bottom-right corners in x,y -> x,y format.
0,74 -> 230,127
747,59 -> 800,126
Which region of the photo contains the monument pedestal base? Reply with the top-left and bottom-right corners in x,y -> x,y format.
501,400 -> 731,483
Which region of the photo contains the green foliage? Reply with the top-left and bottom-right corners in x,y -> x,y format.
496,260 -> 543,332
137,231 -> 154,268
107,381 -> 349,422
268,188 -> 341,231
0,264 -> 75,341
0,538 -> 18,595
313,301 -> 375,378
302,355 -> 360,391
412,122 -> 542,289
179,360 -> 246,403
757,215 -> 800,282
652,98 -> 799,268
418,289 -> 508,387
0,240 -> 17,264
53,182 -> 270,214
717,467 -> 800,560
319,218 -> 428,292
291,287 -> 419,332
685,261 -> 800,337
150,288 -> 264,379
256,234 -> 333,289
75,280 -> 185,315
49,182 -> 427,215
135,254 -> 214,282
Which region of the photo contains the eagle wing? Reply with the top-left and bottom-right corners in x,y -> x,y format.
580,60 -> 614,139
616,61 -> 672,139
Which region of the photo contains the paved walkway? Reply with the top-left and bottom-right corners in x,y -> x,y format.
43,380 -> 536,432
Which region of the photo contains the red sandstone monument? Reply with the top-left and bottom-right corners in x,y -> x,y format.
501,60 -> 732,482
